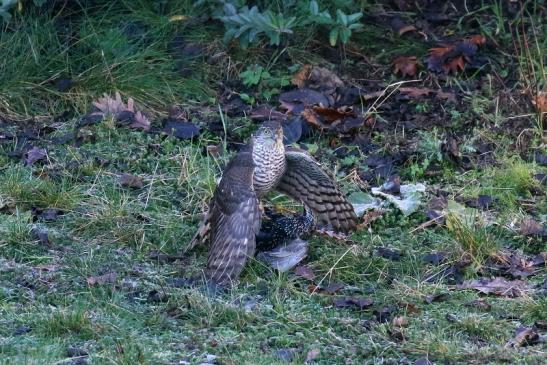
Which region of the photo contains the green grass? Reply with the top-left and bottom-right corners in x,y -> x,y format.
1,1 -> 546,364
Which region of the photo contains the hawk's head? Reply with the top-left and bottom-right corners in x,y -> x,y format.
253,121 -> 284,150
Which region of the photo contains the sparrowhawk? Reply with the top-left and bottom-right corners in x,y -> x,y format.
188,121 -> 357,285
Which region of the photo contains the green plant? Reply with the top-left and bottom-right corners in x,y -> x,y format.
216,1 -> 363,48
309,1 -> 363,46
239,64 -> 291,102
221,4 -> 297,48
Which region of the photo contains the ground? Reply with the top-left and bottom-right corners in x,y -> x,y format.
0,1 -> 546,365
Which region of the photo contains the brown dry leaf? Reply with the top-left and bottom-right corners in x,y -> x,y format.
533,91 -> 547,113
392,56 -> 418,77
458,277 -> 529,297
444,56 -> 466,73
436,90 -> 457,103
399,87 -> 434,98
520,218 -> 544,236
390,17 -> 416,36
398,24 -> 416,36
426,35 -> 485,74
505,327 -> 540,348
87,272 -> 117,286
120,173 -> 144,189
291,64 -> 313,88
308,282 -> 345,295
466,34 -> 487,46
312,106 -> 355,122
464,298 -> 491,311
91,92 -> 150,130
294,265 -> 316,281
305,348 -> 320,363
301,108 -> 324,128
392,316 -> 409,328
130,111 -> 151,131
25,146 -> 47,166
333,296 -> 373,309
291,65 -> 344,90
362,210 -> 384,226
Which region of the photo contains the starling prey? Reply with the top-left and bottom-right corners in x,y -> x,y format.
188,121 -> 358,285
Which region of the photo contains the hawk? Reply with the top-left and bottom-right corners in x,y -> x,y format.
188,121 -> 357,285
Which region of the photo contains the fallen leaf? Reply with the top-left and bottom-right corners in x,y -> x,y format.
414,357 -> 432,365
458,277 -> 529,297
392,316 -> 409,327
282,116 -> 305,145
333,297 -> 373,310
519,218 -> 544,236
305,348 -> 320,363
533,91 -> 547,113
312,106 -> 355,123
466,34 -> 487,46
273,348 -> 298,363
425,293 -> 449,304
87,272 -> 117,286
390,17 -> 416,36
55,78 -> 73,92
66,346 -> 89,357
464,298 -> 491,311
374,305 -> 396,323
362,210 -> 384,226
13,325 -> 31,336
31,228 -> 50,245
399,87 -> 434,98
120,173 -> 144,189
423,252 -> 447,265
130,111 -> 151,131
426,36 -> 485,74
291,65 -> 344,90
25,146 -> 47,165
250,107 -> 287,122
42,208 -> 62,221
377,247 -> 402,260
294,265 -> 316,281
392,56 -> 418,77
309,282 -> 345,295
163,119 -> 200,139
279,88 -> 330,114
505,327 -> 540,348
148,289 -> 168,303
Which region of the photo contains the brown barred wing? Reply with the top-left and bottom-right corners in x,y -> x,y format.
276,149 -> 357,233
204,151 -> 261,286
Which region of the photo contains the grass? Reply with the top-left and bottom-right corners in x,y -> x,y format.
1,1 -> 546,364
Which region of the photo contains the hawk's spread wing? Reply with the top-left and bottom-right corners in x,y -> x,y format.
204,152 -> 261,286
276,149 -> 357,233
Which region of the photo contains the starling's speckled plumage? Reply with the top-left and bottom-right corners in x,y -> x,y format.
187,121 -> 358,285
256,207 -> 315,251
